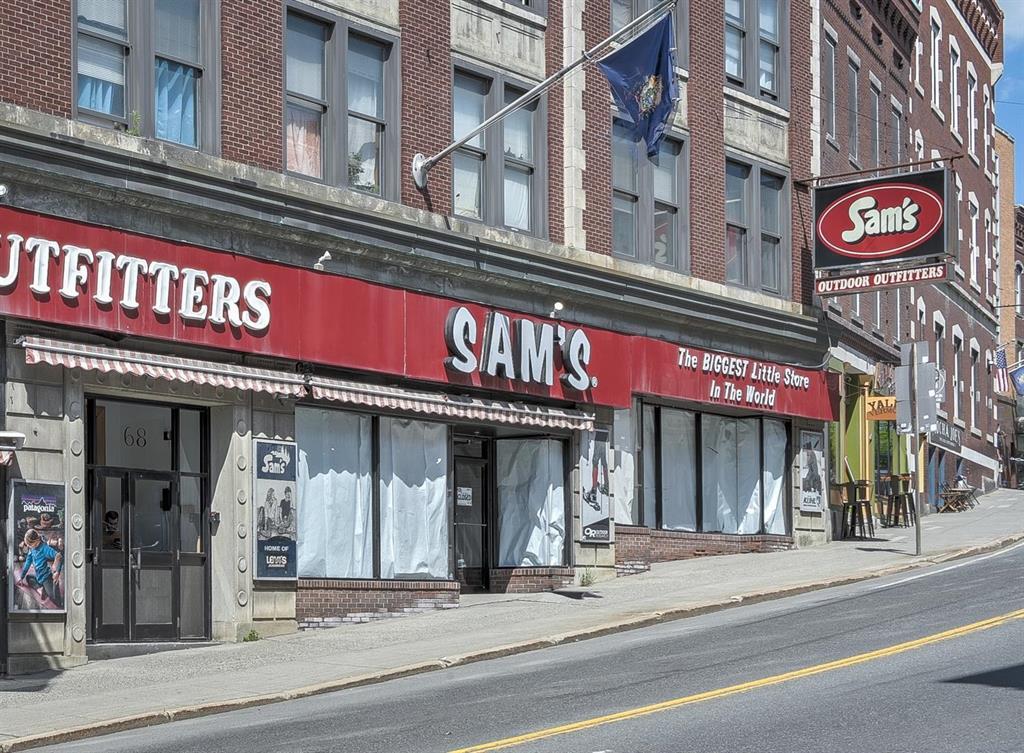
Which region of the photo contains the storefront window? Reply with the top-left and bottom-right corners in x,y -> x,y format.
379,418 -> 449,579
641,404 -> 790,535
296,407 -> 374,579
94,401 -> 173,470
496,439 -> 566,566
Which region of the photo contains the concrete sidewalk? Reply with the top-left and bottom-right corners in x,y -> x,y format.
2,489 -> 1022,752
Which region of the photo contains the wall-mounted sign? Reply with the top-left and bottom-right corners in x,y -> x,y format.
9,480 -> 66,613
815,262 -> 947,297
866,396 -> 898,421
798,431 -> 825,513
580,429 -> 611,543
929,418 -> 963,453
814,170 -> 948,270
444,306 -> 596,392
456,487 -> 474,507
253,440 -> 298,580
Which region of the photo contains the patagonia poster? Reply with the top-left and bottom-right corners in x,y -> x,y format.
9,480 -> 66,613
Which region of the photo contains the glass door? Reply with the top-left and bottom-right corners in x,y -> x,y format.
130,473 -> 178,641
91,471 -> 129,642
454,457 -> 489,591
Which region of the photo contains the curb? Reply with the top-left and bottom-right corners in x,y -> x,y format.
3,532 -> 1022,752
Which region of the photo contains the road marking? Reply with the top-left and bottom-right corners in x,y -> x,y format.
447,608 -> 1024,753
870,540 -> 1024,591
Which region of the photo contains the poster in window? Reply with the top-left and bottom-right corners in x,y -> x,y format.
799,430 -> 825,513
9,480 -> 66,613
253,439 -> 298,580
581,429 -> 612,543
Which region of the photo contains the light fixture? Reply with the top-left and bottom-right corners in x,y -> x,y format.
0,184 -> 8,200
549,301 -> 564,318
313,251 -> 331,271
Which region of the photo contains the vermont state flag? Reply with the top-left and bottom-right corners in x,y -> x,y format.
596,13 -> 678,157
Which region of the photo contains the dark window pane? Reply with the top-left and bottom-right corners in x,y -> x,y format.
725,26 -> 744,79
613,192 -> 638,257
155,0 -> 199,62
286,14 -> 326,100
454,72 -> 489,148
759,40 -> 777,94
78,0 -> 126,37
95,401 -> 172,471
654,203 -> 677,267
348,115 -> 381,193
761,234 -> 780,291
653,140 -> 679,203
180,476 -> 203,553
759,0 -> 779,37
612,120 -> 638,191
348,35 -> 385,119
77,35 -> 126,117
726,161 -> 749,224
760,172 -> 783,234
453,151 -> 484,219
726,225 -> 747,284
179,410 -> 202,474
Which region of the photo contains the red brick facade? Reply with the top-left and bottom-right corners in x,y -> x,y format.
0,0 -> 71,118
296,579 -> 460,628
488,567 -> 575,593
220,0 -> 283,170
614,526 -> 794,576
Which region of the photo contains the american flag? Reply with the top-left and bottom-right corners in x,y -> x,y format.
995,347 -> 1010,394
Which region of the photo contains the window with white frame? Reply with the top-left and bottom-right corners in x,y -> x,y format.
848,57 -> 860,163
970,345 -> 979,429
452,69 -> 546,235
725,0 -> 786,104
953,333 -> 963,420
967,69 -> 978,157
891,102 -> 903,164
284,9 -> 397,196
824,33 -> 836,140
874,291 -> 882,329
75,0 -> 216,149
969,197 -> 979,284
949,41 -> 961,135
1016,262 -> 1023,314
611,120 -> 689,269
725,158 -> 789,294
930,19 -> 942,112
869,80 -> 881,168
983,86 -> 991,170
914,37 -> 923,93
934,320 -> 944,375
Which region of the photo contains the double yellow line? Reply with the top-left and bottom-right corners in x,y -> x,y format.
449,607 -> 1024,753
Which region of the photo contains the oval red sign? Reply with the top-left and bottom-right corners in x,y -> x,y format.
816,183 -> 944,260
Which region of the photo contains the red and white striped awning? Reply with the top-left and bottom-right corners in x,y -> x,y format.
309,376 -> 594,431
20,336 -> 307,397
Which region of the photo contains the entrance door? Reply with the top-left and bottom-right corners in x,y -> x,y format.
454,458 -> 489,591
92,471 -> 128,641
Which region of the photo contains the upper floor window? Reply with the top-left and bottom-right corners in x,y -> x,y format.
890,103 -> 903,164
725,0 -> 784,103
966,70 -> 978,157
284,9 -> 397,197
75,0 -> 215,149
725,158 -> 788,295
823,32 -> 836,140
612,1 -> 688,68
847,58 -> 859,163
452,69 -> 546,235
869,81 -> 881,168
1015,262 -> 1022,314
949,42 -> 961,135
930,20 -> 942,112
612,121 -> 688,270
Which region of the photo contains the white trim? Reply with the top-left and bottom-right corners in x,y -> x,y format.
932,310 -> 946,328
828,345 -> 874,375
943,0 -> 995,67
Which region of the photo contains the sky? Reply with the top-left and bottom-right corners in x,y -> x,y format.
996,1 -> 1024,201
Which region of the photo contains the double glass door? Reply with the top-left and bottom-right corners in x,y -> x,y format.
88,399 -> 208,642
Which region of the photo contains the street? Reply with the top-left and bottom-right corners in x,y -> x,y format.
34,542 -> 1024,753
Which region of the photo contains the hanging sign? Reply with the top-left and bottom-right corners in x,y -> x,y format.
9,480 -> 66,613
866,396 -> 898,421
815,262 -> 947,296
929,418 -> 963,453
814,170 -> 948,270
253,439 -> 298,580
798,431 -> 825,513
580,429 -> 612,543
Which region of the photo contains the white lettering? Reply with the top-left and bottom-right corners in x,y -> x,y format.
116,256 -> 149,310
241,280 -> 271,332
179,268 -> 209,321
560,329 -> 592,391
209,274 -> 242,327
93,250 -> 116,305
841,195 -> 921,244
59,245 -> 93,300
444,306 -> 478,374
482,312 -> 516,379
148,261 -> 180,315
0,234 -> 22,289
516,319 -> 555,386
26,237 -> 59,295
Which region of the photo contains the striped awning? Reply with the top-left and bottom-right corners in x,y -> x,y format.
19,336 -> 307,397
309,376 -> 594,431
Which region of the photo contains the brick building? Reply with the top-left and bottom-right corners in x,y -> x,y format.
993,126 -> 1018,486
5,0 -> 1004,674
815,0 -> 1005,505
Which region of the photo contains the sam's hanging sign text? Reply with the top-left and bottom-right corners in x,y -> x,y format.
815,170 -> 948,270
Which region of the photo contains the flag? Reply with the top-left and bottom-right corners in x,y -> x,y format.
596,13 -> 679,157
1010,364 -> 1024,397
994,347 -> 1009,394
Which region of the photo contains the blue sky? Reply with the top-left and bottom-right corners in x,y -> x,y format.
996,1 -> 1024,201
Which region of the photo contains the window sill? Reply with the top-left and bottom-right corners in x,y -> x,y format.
937,409 -> 948,420
931,103 -> 945,122
850,314 -> 865,328
915,83 -> 925,98
723,85 -> 790,120
968,150 -> 980,167
849,156 -> 861,170
462,0 -> 548,27
971,427 -> 983,438
953,417 -> 967,429
954,263 -> 965,280
826,134 -> 840,152
970,280 -> 982,295
950,129 -> 963,146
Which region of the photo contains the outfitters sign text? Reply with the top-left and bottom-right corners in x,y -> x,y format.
814,170 -> 948,270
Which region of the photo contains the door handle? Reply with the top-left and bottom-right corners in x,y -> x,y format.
131,547 -> 142,570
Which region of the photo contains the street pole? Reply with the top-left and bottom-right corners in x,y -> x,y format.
910,340 -> 922,557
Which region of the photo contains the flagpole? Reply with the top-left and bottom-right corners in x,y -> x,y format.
411,0 -> 677,190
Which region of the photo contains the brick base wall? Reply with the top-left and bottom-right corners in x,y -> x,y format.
614,526 -> 794,576
488,567 -> 575,593
296,579 -> 460,629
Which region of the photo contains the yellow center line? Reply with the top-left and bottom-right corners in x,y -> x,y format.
448,608 -> 1024,753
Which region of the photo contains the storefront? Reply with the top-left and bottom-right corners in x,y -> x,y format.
0,206 -> 835,672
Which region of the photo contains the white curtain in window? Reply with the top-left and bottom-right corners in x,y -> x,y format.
496,439 -> 565,566
286,104 -> 322,178
702,416 -> 762,534
379,418 -> 449,579
155,59 -> 197,147
611,409 -> 635,526
347,36 -> 384,118
660,408 -> 697,531
503,167 -> 531,231
736,418 -> 762,534
763,419 -> 788,535
296,407 -> 373,579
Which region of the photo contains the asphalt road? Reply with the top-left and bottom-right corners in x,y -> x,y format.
37,543 -> 1024,753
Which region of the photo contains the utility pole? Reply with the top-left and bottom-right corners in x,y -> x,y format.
909,340 -> 921,556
